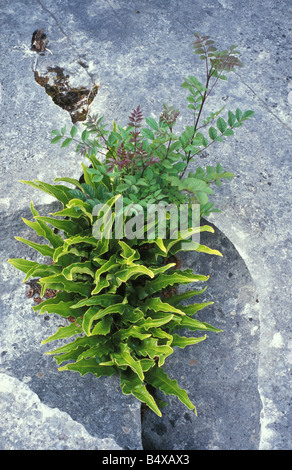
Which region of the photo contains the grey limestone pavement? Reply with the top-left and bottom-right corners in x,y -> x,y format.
0,0 -> 291,450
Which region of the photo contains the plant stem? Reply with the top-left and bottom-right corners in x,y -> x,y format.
179,71 -> 211,180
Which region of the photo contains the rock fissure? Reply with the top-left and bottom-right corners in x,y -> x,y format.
34,64 -> 98,123
31,26 -> 98,122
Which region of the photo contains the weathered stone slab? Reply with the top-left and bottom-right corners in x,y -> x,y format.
1,0 -> 291,451
0,373 -> 122,450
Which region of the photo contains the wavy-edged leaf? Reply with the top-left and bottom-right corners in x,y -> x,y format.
90,238 -> 109,259
53,245 -> 76,264
34,216 -> 80,236
179,301 -> 214,315
77,342 -> 113,362
111,344 -> 144,380
145,366 -> 196,413
135,337 -> 173,366
54,345 -> 88,365
92,194 -> 122,240
52,251 -> 82,269
54,176 -> 84,192
15,237 -> 54,258
194,243 -> 222,256
140,358 -> 156,371
91,315 -> 113,336
163,224 -> 214,254
23,263 -> 61,282
137,239 -> 167,259
171,333 -> 206,348
41,321 -> 83,345
145,297 -> 186,316
118,240 -> 140,263
179,224 -> 215,237
8,258 -> 38,274
82,306 -> 100,336
82,302 -> 128,335
20,180 -> 72,205
58,357 -> 116,378
120,370 -> 162,417
170,239 -> 223,256
164,315 -> 184,333
178,315 -> 222,332
119,307 -> 144,324
151,238 -> 167,254
147,263 -> 176,276
52,337 -> 113,365
39,273 -> 93,297
63,234 -> 98,251
90,276 -> 110,295
93,254 -> 118,285
66,199 -> 93,223
165,287 -> 207,306
71,294 -> 123,309
32,291 -> 74,312
116,325 -> 151,342
36,300 -> 83,318
116,265 -> 154,283
50,206 -> 87,219
148,327 -> 173,344
136,313 -> 174,330
138,270 -> 209,299
62,261 -> 95,280
22,202 -> 63,248
45,335 -> 99,356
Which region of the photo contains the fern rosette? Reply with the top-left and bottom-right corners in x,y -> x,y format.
9,33 -> 253,416
9,165 -> 222,416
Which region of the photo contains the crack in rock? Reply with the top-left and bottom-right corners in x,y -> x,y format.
31,29 -> 99,122
34,65 -> 98,123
